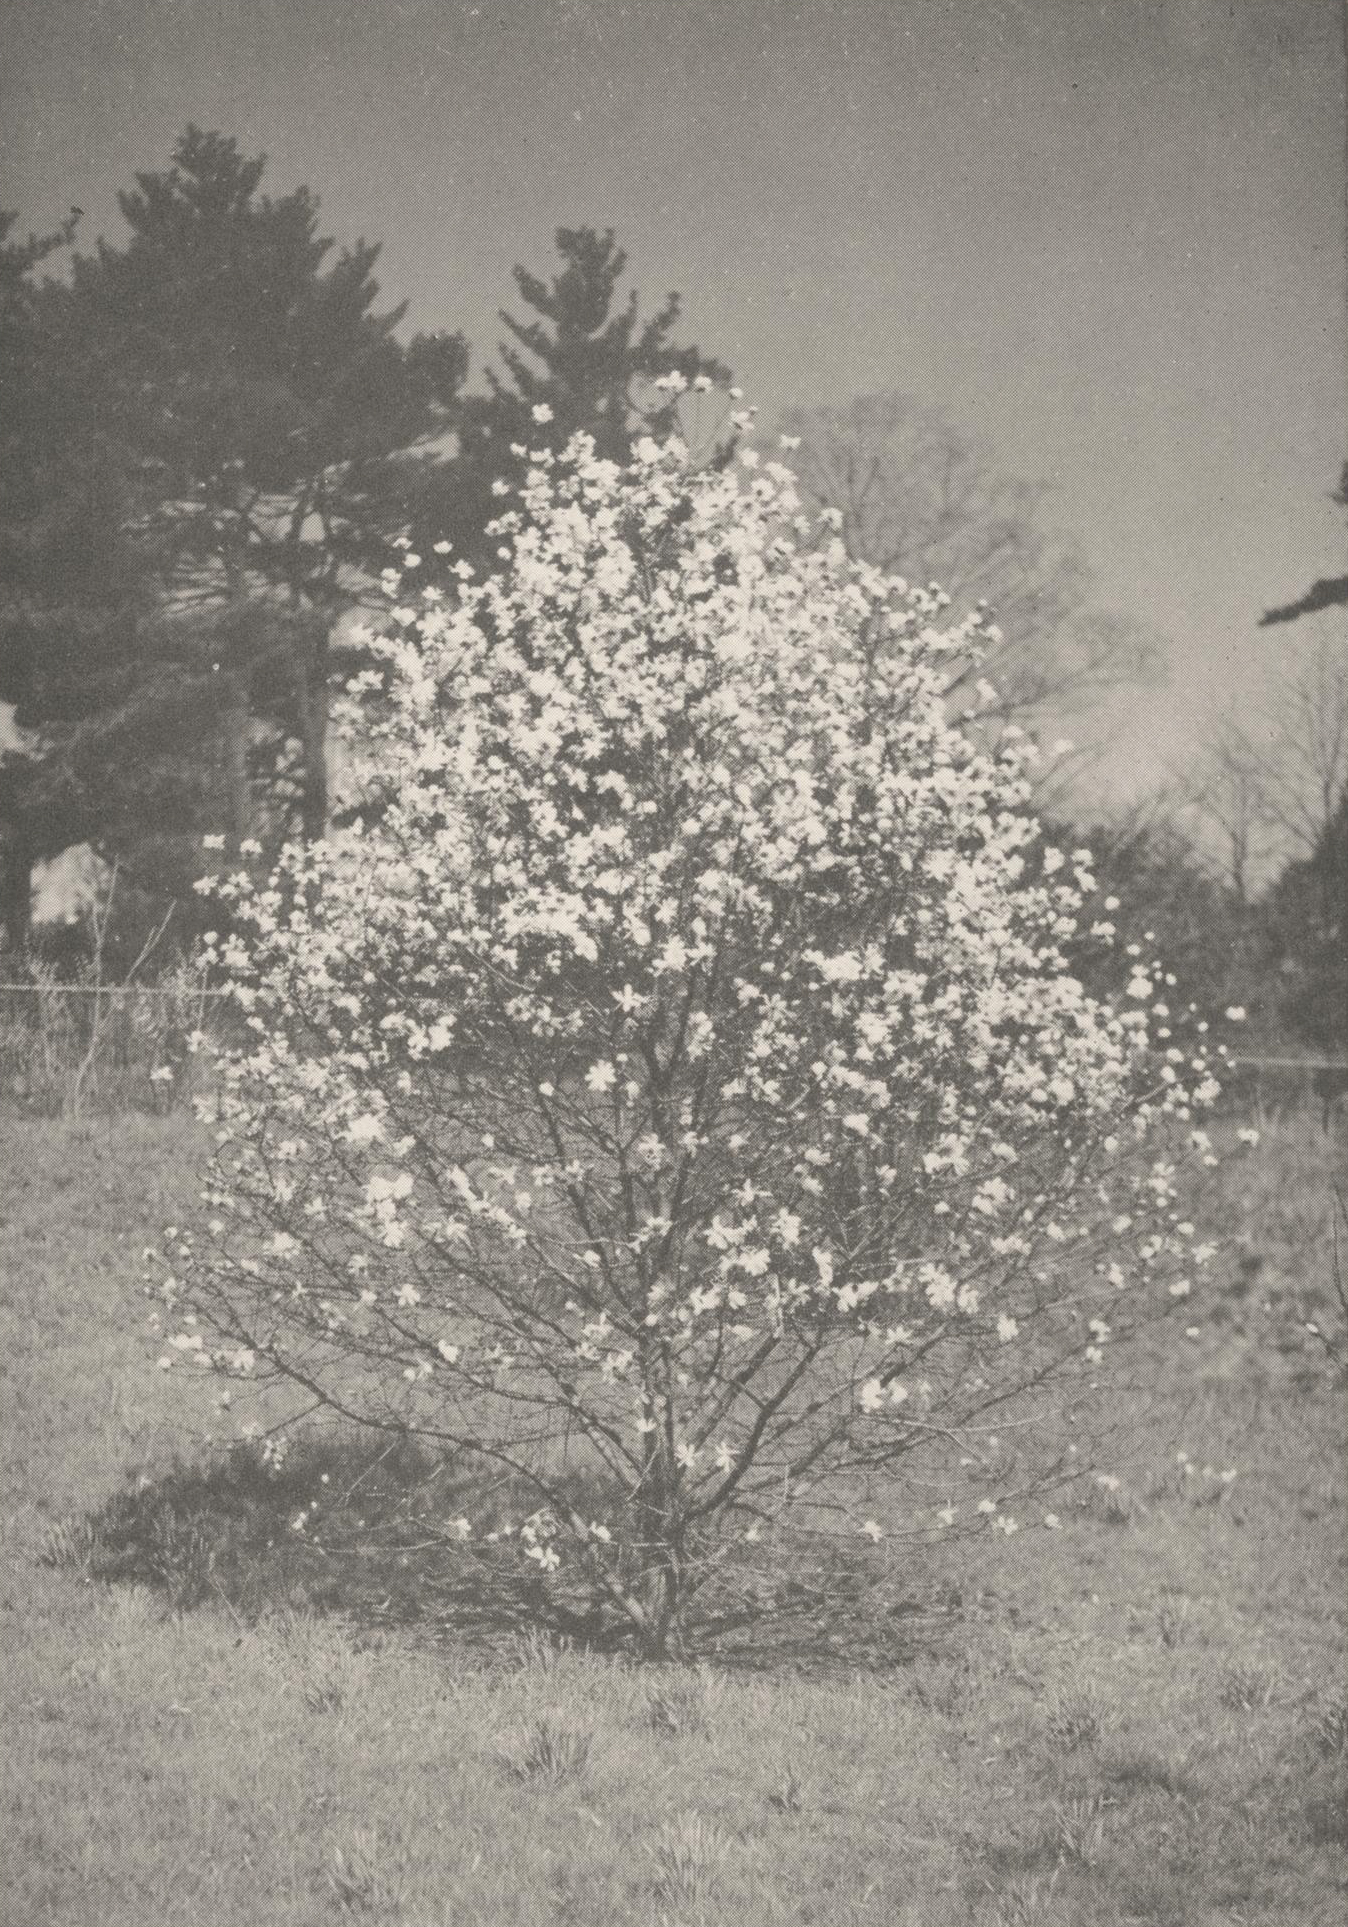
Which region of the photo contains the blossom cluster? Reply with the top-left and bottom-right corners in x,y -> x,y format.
161,424 -> 1231,1639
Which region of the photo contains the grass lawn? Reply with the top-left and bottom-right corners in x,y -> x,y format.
2,1109 -> 1345,1926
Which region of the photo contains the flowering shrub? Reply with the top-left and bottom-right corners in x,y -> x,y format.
159,416 -> 1228,1656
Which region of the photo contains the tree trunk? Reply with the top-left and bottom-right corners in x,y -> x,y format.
219,670 -> 251,844
296,622 -> 330,842
0,824 -> 34,958
633,1429 -> 686,1660
637,1551 -> 685,1662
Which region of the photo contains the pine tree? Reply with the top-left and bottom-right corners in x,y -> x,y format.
68,128 -> 468,845
2,133 -> 470,949
0,208 -> 158,951
416,227 -> 730,572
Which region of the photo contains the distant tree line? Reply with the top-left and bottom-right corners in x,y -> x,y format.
1,127 -> 1342,1063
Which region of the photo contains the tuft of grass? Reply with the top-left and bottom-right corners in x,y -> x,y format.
1154,1592 -> 1192,1647
1051,1791 -> 1109,1867
765,1759 -> 805,1813
1220,1659 -> 1278,1711
509,1624 -> 566,1675
650,1810 -> 732,1915
504,1716 -> 593,1785
43,1497 -> 220,1613
1312,1689 -> 1348,1756
299,1646 -> 364,1717
147,1505 -> 218,1612
985,1869 -> 1061,1927
1086,1474 -> 1141,1527
37,1512 -> 105,1576
327,1829 -> 407,1915
1044,1680 -> 1114,1752
645,1664 -> 726,1738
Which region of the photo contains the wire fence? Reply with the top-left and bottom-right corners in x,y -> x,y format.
1226,1056 -> 1348,1071
1208,1054 -> 1348,1130
1,978 -> 1345,1121
0,973 -> 234,1117
0,983 -> 232,997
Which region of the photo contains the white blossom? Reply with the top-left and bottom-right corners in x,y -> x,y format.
171,424 -> 1227,1652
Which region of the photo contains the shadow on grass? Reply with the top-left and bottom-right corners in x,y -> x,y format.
38,1425 -> 962,1671
40,1429 -> 621,1646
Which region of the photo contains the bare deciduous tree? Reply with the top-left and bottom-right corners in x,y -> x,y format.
1183,715 -> 1275,906
1187,629 -> 1348,898
775,392 -> 1159,747
1249,630 -> 1348,863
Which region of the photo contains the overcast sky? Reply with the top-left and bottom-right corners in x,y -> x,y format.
3,0 -> 1345,799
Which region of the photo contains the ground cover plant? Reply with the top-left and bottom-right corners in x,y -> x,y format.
156,416 -> 1235,1659
1,1107 -> 1344,1924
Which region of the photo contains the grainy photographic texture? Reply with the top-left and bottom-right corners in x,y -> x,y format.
2,4 -> 1345,1923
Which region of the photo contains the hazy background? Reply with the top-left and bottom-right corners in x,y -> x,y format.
2,0 -> 1345,798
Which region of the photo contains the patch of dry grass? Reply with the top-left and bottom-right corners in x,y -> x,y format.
1,1109 -> 1344,1925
